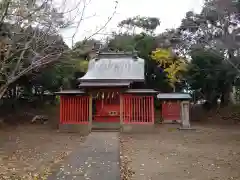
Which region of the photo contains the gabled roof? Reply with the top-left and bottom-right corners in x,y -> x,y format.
79,52 -> 145,82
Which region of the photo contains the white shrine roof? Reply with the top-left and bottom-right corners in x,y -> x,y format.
79,52 -> 145,82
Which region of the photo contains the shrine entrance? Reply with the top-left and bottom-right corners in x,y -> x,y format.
92,90 -> 121,124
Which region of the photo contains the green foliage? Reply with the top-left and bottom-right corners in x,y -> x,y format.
134,33 -> 157,58
55,95 -> 60,105
186,49 -> 237,105
177,0 -> 240,106
31,56 -> 88,92
108,33 -> 135,51
118,16 -> 160,34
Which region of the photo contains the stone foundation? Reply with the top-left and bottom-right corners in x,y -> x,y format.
162,119 -> 181,124
121,124 -> 156,133
59,124 -> 91,135
92,122 -> 121,130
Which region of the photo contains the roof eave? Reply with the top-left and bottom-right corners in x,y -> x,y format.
55,90 -> 86,95
78,78 -> 144,82
79,82 -> 131,88
157,93 -> 191,100
124,89 -> 159,94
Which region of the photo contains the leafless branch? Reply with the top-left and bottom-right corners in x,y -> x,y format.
71,0 -> 87,48
0,0 -> 10,24
0,0 -> 119,98
83,0 -> 118,42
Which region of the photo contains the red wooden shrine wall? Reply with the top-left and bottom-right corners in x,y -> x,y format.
162,100 -> 181,121
122,95 -> 154,124
59,94 -> 155,125
60,96 -> 89,124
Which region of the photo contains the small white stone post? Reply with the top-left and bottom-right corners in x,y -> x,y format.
180,100 -> 191,129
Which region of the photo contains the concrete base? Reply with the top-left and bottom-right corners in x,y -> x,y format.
178,126 -> 196,131
59,124 -> 91,135
121,124 -> 156,133
162,120 -> 181,124
92,122 -> 121,130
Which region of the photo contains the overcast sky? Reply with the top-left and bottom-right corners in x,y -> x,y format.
60,0 -> 204,47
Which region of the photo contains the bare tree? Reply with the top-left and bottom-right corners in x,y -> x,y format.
0,0 -> 118,99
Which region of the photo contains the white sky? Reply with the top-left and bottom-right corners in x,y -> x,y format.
60,0 -> 204,47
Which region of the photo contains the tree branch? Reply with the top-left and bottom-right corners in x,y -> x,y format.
71,0 -> 87,48
83,0 -> 118,42
0,0 -> 10,25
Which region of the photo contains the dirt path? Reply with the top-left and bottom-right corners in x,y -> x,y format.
47,132 -> 121,180
121,124 -> 240,180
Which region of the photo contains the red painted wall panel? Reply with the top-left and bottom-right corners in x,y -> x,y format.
122,95 -> 154,124
60,96 -> 89,124
162,101 -> 181,121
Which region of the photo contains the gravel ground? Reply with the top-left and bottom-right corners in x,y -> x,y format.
0,123 -> 239,180
0,125 -> 85,179
120,124 -> 240,180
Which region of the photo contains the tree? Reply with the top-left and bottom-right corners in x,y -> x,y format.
22,38 -> 96,95
72,38 -> 101,59
107,33 -> 136,51
177,0 -> 240,104
0,0 -> 67,98
179,0 -> 240,60
31,57 -> 88,92
151,48 -> 187,92
155,29 -> 183,50
0,0 -> 118,99
118,16 -> 160,34
186,49 -> 237,107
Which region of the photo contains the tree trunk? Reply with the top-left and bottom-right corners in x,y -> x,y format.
173,86 -> 176,92
221,91 -> 230,106
0,85 -> 8,100
204,91 -> 218,110
221,85 -> 232,106
230,86 -> 236,104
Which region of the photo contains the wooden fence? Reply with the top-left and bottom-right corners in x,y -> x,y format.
122,95 -> 154,124
60,96 -> 89,124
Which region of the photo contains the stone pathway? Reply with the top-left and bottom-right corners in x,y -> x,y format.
47,132 -> 120,180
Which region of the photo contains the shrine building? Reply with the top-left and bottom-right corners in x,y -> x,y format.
56,52 -> 191,134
